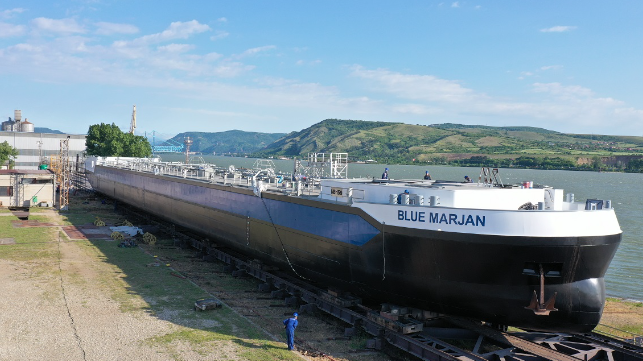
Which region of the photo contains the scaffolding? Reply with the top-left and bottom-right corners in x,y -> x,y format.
58,137 -> 71,210
296,153 -> 348,179
49,155 -> 61,185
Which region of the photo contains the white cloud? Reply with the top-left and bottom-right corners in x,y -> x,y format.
296,59 -> 321,66
532,82 -> 595,99
614,107 -> 643,118
540,65 -> 563,71
31,17 -> 85,34
0,22 -> 26,37
0,17 -> 255,82
133,20 -> 210,45
157,43 -> 195,53
451,2 -> 460,8
346,66 -> 643,134
210,30 -> 229,41
108,20 -> 212,62
255,77 -> 298,87
350,66 -> 475,103
235,45 -> 276,58
518,65 -> 563,79
9,43 -> 42,52
217,17 -> 228,22
211,62 -> 255,77
203,52 -> 223,61
165,107 -> 259,119
540,25 -> 577,33
392,103 -> 440,115
95,22 -> 138,35
1,8 -> 25,19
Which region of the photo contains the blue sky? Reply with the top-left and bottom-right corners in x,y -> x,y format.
1,1 -> 642,139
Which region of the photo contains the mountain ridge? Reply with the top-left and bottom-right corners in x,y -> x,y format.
167,130 -> 286,154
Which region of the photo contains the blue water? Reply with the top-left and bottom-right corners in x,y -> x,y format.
159,154 -> 643,301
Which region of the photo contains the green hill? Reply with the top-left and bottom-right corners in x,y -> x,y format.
252,119 -> 643,166
260,119 -> 401,156
168,130 -> 286,154
158,119 -> 643,171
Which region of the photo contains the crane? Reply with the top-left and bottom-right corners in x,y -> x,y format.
148,131 -> 185,153
130,105 -> 136,134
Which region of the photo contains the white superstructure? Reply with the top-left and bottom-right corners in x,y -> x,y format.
319,178 -> 621,238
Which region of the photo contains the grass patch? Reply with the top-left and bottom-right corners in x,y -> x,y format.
59,198 -> 127,226
0,216 -> 57,260
601,298 -> 643,337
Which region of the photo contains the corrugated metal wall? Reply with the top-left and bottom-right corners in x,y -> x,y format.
0,132 -> 86,169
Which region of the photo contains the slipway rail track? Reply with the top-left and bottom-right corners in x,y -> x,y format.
107,197 -> 643,361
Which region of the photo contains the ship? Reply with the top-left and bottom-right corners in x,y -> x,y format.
85,154 -> 622,333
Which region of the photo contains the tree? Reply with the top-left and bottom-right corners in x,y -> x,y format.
626,158 -> 643,173
591,155 -> 603,171
0,141 -> 18,169
86,123 -> 152,157
122,133 -> 153,157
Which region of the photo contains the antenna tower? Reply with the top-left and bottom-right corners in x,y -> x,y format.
129,105 -> 137,134
184,136 -> 193,164
37,141 -> 44,165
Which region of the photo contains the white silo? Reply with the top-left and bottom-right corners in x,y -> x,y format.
2,118 -> 16,131
20,119 -> 34,132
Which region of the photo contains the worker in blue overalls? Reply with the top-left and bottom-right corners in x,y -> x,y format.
283,312 -> 299,350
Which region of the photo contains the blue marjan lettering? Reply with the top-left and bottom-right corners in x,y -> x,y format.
398,210 -> 426,222
397,210 -> 486,227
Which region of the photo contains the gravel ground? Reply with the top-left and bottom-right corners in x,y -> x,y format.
0,233 -> 180,360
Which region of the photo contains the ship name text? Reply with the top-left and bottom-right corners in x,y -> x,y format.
398,210 -> 486,227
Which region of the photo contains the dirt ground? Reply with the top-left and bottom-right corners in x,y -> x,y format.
0,211 -> 180,360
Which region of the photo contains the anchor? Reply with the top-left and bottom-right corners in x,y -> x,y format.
525,264 -> 558,315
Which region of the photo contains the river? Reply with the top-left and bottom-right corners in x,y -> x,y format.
159,154 -> 643,301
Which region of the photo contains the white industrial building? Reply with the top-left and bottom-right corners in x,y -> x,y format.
0,169 -> 55,207
1,110 -> 86,169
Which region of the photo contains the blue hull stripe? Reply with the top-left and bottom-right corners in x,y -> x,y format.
100,168 -> 380,246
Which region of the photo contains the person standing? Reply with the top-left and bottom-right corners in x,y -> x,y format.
283,312 -> 299,351
397,189 -> 410,204
423,171 -> 431,180
381,168 -> 389,180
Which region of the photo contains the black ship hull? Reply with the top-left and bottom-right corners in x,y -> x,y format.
88,165 -> 621,333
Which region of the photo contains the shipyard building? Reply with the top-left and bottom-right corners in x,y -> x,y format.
1,110 -> 86,169
0,169 -> 55,207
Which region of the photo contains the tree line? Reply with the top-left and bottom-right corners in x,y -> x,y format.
427,155 -> 643,172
